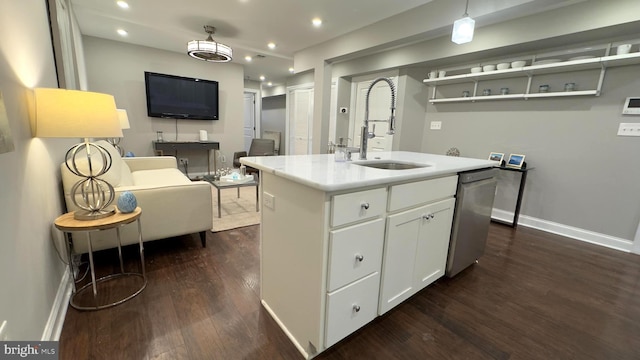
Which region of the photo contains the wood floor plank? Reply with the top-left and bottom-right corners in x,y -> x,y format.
59,224 -> 640,360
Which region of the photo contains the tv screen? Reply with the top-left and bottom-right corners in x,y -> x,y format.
144,71 -> 219,120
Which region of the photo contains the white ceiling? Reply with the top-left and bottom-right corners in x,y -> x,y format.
71,0 -> 435,85
70,0 -> 588,86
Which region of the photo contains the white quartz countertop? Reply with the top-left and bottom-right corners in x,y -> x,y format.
240,151 -> 496,192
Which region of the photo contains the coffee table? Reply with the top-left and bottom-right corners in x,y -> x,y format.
205,175 -> 259,218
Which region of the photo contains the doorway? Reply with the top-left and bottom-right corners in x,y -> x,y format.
243,90 -> 259,152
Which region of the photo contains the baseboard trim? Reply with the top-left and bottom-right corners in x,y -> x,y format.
491,209 -> 633,253
261,299 -> 311,359
41,268 -> 72,341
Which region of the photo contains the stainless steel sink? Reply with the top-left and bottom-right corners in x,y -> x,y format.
353,161 -> 430,170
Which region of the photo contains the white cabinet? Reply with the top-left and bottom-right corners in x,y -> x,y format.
325,272 -> 380,348
259,172 -> 461,359
327,219 -> 385,292
378,197 -> 455,315
331,188 -> 387,227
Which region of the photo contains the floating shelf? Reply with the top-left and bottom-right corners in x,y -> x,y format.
423,52 -> 640,86
424,48 -> 640,103
429,90 -> 599,103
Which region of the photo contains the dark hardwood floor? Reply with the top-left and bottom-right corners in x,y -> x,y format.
59,224 -> 640,359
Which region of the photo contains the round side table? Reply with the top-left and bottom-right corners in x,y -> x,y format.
54,207 -> 146,310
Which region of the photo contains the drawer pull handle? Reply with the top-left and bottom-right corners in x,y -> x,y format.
422,213 -> 435,220
353,304 -> 361,312
355,254 -> 364,262
361,202 -> 370,210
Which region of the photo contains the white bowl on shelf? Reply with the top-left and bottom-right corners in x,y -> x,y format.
511,60 -> 527,68
470,67 -> 482,73
497,63 -> 510,70
482,64 -> 496,72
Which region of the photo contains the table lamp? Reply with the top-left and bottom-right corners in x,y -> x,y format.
107,109 -> 130,156
31,88 -> 123,220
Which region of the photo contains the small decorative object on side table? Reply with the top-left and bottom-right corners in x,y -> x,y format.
54,207 -> 146,310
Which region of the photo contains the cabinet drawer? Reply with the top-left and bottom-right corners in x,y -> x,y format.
388,175 -> 457,212
331,187 -> 387,227
325,272 -> 380,348
327,218 -> 384,292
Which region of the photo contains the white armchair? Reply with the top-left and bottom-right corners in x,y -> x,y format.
61,141 -> 213,253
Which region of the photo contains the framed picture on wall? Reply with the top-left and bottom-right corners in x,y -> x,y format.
488,152 -> 504,163
506,153 -> 526,169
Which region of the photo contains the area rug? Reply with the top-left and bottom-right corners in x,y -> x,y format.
211,185 -> 261,232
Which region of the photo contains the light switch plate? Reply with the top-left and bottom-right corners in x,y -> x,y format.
430,121 -> 442,130
617,123 -> 640,136
263,192 -> 275,210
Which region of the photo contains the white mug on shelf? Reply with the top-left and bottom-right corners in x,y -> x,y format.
617,44 -> 632,55
438,70 -> 447,78
428,71 -> 437,79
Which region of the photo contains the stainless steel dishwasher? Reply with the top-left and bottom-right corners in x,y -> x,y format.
446,168 -> 498,278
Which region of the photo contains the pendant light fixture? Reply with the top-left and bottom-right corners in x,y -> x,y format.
451,0 -> 475,44
187,25 -> 233,62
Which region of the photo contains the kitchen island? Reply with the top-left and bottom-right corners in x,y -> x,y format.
241,151 -> 495,359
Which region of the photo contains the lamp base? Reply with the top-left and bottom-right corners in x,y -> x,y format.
73,206 -> 117,220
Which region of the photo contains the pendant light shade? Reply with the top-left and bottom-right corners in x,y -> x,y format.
187,25 -> 233,62
451,0 -> 475,44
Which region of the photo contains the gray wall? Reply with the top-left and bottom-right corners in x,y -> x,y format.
83,36 -> 246,174
261,95 -> 286,153
422,64 -> 640,241
0,0 -> 70,340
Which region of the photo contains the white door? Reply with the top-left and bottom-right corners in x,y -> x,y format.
352,78 -> 396,153
243,92 -> 256,152
288,87 -> 314,155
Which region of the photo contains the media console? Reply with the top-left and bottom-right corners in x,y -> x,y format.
152,141 -> 220,176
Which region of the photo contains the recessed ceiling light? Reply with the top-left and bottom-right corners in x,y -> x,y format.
267,82 -> 273,87
116,1 -> 129,9
117,29 -> 128,36
288,67 -> 294,73
245,55 -> 252,62
312,18 -> 322,27
267,42 -> 276,49
259,75 -> 265,81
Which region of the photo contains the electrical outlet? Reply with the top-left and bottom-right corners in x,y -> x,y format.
0,320 -> 8,341
263,192 -> 275,210
617,123 -> 640,136
430,121 -> 442,130
179,158 -> 189,165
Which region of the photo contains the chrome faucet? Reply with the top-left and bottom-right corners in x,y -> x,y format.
359,77 -> 396,160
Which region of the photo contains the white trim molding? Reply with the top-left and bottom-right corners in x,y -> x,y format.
491,209 -> 633,253
41,268 -> 72,341
632,221 -> 640,255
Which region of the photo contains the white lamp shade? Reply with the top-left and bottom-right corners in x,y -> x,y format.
452,16 -> 475,44
31,88 -> 122,138
117,109 -> 130,130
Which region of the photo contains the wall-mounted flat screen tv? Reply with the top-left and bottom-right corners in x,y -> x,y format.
144,71 -> 219,120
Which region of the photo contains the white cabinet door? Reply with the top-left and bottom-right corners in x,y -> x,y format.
379,206 -> 422,314
413,198 -> 455,289
378,198 -> 456,315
